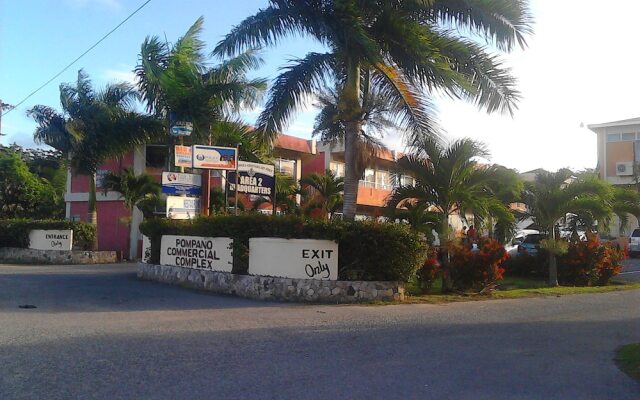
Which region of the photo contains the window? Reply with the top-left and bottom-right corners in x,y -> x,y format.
400,175 -> 415,187
376,170 -> 391,189
622,133 -> 635,141
329,162 -> 345,178
361,168 -> 375,187
274,159 -> 296,178
607,133 -> 621,143
146,145 -> 168,169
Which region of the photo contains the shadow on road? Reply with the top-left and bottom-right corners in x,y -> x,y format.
0,263 -> 279,312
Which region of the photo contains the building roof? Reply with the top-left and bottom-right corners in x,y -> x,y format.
587,117 -> 640,130
274,134 -> 314,154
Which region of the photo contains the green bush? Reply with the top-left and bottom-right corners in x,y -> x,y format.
140,214 -> 427,282
0,219 -> 96,250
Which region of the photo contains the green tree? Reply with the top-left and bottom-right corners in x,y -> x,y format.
300,169 -> 344,220
136,17 -> 267,150
28,70 -> 163,227
101,168 -> 161,217
0,149 -> 61,219
386,137 -> 518,291
520,170 -> 614,286
215,0 -> 531,220
253,172 -> 300,214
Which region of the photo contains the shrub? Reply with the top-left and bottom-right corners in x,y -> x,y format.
448,238 -> 508,291
0,219 -> 96,250
417,248 -> 440,291
140,214 -> 427,282
503,250 -> 549,279
558,236 -> 623,286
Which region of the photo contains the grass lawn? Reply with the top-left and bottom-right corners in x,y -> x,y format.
615,344 -> 640,381
397,276 -> 640,305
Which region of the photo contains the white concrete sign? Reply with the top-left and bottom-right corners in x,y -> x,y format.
160,235 -> 233,272
249,238 -> 338,280
29,230 -> 73,251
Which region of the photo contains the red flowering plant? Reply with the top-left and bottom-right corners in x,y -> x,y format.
418,247 -> 440,291
447,238 -> 508,292
558,236 -> 623,286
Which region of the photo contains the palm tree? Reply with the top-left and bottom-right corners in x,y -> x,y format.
136,17 -> 267,147
102,168 -> 161,259
28,70 -> 163,227
519,170 -> 614,286
386,137 -> 518,291
102,168 -> 161,216
300,169 -> 344,220
215,1 -> 532,220
388,138 -> 516,242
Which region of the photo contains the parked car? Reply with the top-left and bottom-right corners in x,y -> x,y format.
517,233 -> 548,257
629,229 -> 640,257
505,230 -> 539,257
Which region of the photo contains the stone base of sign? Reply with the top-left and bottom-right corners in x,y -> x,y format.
0,247 -> 118,265
138,263 -> 405,303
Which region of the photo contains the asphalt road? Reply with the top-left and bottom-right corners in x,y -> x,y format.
1,263 -> 639,400
619,257 -> 640,282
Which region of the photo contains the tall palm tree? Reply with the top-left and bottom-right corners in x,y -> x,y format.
519,170 -> 613,286
300,169 -> 344,220
28,70 -> 163,226
215,0 -> 532,220
136,17 -> 267,147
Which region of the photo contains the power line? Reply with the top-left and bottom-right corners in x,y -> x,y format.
1,0 -> 152,118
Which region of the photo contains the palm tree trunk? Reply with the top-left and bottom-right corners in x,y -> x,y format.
343,122 -> 361,220
88,173 -> 98,225
341,57 -> 361,221
441,214 -> 452,293
548,225 -> 559,286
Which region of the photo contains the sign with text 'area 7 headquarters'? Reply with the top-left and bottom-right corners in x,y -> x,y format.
192,145 -> 237,170
160,235 -> 233,272
249,238 -> 338,280
227,161 -> 275,196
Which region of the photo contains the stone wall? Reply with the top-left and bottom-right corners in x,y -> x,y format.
0,247 -> 118,265
138,263 -> 405,303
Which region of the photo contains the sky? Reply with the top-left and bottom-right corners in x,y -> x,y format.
2,0 -> 640,173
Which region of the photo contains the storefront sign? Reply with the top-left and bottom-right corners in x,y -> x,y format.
192,145 -> 237,170
166,196 -> 200,219
227,161 -> 275,196
174,145 -> 192,168
248,238 -> 338,280
160,235 -> 233,271
29,230 -> 73,251
170,121 -> 193,137
162,172 -> 202,196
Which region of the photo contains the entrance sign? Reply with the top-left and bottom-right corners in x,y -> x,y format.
174,145 -> 192,168
192,145 -> 237,170
249,238 -> 338,280
166,196 -> 200,219
162,172 -> 202,196
29,230 -> 73,251
228,161 -> 275,196
160,235 -> 233,271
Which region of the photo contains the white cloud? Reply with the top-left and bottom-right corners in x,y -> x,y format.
102,67 -> 136,85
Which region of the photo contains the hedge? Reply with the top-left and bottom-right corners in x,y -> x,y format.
0,219 -> 96,250
140,214 -> 427,282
